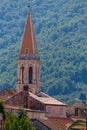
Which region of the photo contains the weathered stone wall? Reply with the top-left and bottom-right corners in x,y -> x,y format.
46,105 -> 66,118
16,60 -> 41,94
5,91 -> 24,107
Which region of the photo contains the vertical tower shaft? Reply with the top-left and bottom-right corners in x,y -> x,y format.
16,11 -> 41,94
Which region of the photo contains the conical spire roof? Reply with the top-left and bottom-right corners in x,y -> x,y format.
19,11 -> 39,60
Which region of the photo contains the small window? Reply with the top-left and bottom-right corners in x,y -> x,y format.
59,108 -> 64,115
47,107 -> 51,114
25,48 -> 29,54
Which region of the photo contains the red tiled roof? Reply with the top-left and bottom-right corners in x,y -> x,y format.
38,118 -> 73,130
20,12 -> 38,55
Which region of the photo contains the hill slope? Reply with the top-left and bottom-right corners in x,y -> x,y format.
0,0 -> 87,103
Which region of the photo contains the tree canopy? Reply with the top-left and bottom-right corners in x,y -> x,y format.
4,113 -> 35,130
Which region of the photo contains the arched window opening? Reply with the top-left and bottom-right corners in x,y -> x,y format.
29,67 -> 33,84
21,66 -> 24,83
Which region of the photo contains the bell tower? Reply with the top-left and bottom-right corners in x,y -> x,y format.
16,10 -> 41,94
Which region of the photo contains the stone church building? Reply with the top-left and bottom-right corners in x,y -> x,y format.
0,10 -> 73,129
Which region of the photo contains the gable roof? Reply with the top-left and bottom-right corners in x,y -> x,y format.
29,92 -> 66,106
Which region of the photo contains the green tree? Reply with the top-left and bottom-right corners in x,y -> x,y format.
0,100 -> 6,120
67,120 -> 85,130
17,108 -> 27,119
4,113 -> 35,130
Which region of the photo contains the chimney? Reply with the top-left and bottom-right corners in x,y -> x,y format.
23,86 -> 29,108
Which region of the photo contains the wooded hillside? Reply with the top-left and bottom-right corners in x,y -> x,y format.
0,0 -> 87,103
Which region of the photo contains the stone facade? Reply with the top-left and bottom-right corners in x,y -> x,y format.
16,60 -> 41,94
46,105 -> 66,118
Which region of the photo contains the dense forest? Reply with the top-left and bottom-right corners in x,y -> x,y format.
0,0 -> 87,103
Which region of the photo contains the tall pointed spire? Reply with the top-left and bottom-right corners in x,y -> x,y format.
19,8 -> 39,60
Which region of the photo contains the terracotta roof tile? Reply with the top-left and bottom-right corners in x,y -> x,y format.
20,12 -> 38,56
38,118 -> 73,130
